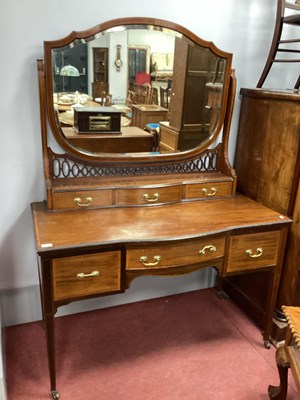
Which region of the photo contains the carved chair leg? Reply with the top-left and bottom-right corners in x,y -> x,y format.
268,346 -> 289,400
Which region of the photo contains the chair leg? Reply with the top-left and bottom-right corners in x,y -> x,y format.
294,74 -> 300,90
257,0 -> 285,87
268,345 -> 289,400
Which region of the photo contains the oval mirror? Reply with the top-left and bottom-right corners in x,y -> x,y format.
43,17 -> 232,162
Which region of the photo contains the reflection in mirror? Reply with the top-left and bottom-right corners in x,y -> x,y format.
47,21 -> 229,158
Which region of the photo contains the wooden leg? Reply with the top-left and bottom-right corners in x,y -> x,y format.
44,313 -> 60,399
214,268 -> 229,299
268,345 -> 289,400
263,265 -> 283,348
40,259 -> 60,398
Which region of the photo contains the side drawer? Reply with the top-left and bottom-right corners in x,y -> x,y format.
52,189 -> 113,210
225,231 -> 281,274
126,237 -> 225,270
52,251 -> 122,301
116,185 -> 182,206
185,181 -> 233,199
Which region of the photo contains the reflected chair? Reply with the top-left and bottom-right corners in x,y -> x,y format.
160,86 -> 169,108
135,71 -> 151,86
257,0 -> 300,89
144,123 -> 160,151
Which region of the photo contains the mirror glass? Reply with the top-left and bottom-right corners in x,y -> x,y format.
45,19 -> 231,159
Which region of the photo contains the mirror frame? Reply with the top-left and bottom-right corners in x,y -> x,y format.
43,17 -> 233,164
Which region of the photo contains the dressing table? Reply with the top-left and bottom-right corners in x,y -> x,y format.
32,17 -> 291,399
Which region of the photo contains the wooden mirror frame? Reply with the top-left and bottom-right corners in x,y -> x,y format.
40,17 -> 233,166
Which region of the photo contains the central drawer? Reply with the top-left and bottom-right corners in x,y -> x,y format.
52,251 -> 122,301
116,185 -> 182,206
126,237 -> 225,270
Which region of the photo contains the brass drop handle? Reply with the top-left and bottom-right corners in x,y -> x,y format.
199,245 -> 217,255
245,247 -> 263,258
140,255 -> 161,266
202,187 -> 217,197
74,197 -> 93,207
143,193 -> 159,203
76,270 -> 100,279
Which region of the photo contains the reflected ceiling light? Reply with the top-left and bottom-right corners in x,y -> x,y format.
59,65 -> 80,77
106,26 -> 126,33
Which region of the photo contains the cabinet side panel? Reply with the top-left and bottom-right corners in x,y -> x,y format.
235,94 -> 300,216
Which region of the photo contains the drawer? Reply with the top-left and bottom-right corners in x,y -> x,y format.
127,237 -> 225,270
52,189 -> 113,210
185,181 -> 233,199
52,251 -> 122,301
116,185 -> 182,206
226,231 -> 281,274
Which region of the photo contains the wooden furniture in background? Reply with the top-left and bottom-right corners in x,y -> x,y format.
269,306 -> 300,399
62,126 -> 156,154
167,36 -> 224,151
160,86 -> 170,108
92,48 -> 109,98
224,88 -> 300,341
131,104 -> 168,129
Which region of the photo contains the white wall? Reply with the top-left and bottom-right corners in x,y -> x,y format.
0,0 -> 298,397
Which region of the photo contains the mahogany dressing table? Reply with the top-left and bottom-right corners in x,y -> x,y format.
33,17 -> 291,399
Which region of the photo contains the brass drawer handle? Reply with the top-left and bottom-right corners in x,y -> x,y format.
245,247 -> 263,258
76,270 -> 100,279
143,193 -> 159,203
202,187 -> 217,197
199,245 -> 217,255
140,255 -> 161,266
74,196 -> 93,207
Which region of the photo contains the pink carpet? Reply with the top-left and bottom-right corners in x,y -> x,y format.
5,288 -> 299,399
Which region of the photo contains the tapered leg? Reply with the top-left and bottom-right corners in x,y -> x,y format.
40,259 -> 60,398
44,313 -> 60,399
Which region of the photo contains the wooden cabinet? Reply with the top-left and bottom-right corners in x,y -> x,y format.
131,104 -> 168,129
166,37 -> 223,150
224,88 -> 300,341
92,48 -> 109,98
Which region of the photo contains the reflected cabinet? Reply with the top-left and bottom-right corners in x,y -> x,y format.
32,18 -> 291,399
92,47 -> 109,98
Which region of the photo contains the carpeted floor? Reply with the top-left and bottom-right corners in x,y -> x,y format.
5,288 -> 299,399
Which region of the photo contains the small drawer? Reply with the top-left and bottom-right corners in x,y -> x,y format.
52,251 -> 122,301
185,181 -> 233,199
127,237 -> 225,270
116,185 -> 182,206
52,189 -> 113,210
226,231 -> 280,274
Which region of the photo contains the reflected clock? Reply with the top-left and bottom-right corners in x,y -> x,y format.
115,44 -> 122,71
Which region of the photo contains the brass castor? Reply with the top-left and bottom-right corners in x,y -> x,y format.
216,290 -> 229,300
51,390 -> 60,399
